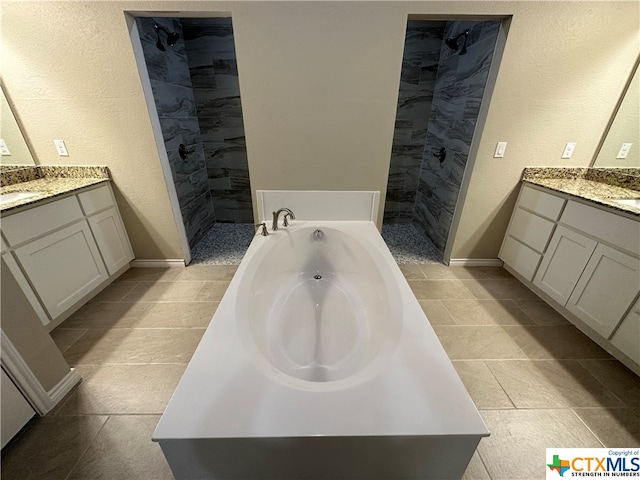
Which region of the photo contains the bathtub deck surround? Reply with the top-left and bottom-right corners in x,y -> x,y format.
154,190 -> 488,479
4,264 -> 640,479
256,190 -> 381,224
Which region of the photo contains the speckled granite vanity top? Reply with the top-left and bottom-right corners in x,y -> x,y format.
0,166 -> 110,213
523,167 -> 640,216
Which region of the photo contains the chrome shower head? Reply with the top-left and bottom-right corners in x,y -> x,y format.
445,29 -> 470,55
154,23 -> 180,51
166,32 -> 180,47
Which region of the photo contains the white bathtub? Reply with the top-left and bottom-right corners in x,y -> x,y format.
154,221 -> 489,480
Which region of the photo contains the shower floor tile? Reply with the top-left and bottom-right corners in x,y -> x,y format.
190,223 -> 254,265
190,222 -> 441,265
381,223 -> 441,264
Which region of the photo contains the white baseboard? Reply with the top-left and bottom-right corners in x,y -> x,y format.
1,329 -> 53,415
48,368 -> 82,407
1,330 -> 85,415
130,259 -> 186,268
447,258 -> 504,267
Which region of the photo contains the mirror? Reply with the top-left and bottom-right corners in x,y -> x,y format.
592,56 -> 640,171
0,84 -> 37,169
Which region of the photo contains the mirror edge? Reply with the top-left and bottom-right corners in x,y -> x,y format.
1,80 -> 39,167
590,54 -> 640,169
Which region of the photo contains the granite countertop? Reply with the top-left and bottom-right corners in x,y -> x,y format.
0,166 -> 110,213
523,167 -> 640,216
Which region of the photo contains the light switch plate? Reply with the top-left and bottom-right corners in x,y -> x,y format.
617,143 -> 633,159
494,142 -> 507,158
0,139 -> 11,156
561,142 -> 576,159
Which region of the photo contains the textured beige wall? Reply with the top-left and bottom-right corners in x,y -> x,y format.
450,2 -> 639,259
2,1 -> 185,260
2,1 -> 638,261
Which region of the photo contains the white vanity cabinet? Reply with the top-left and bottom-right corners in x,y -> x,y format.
611,298 -> 640,365
1,183 -> 133,329
499,186 -> 565,281
550,199 -> 640,337
566,243 -> 640,338
78,186 -> 133,275
13,221 -> 108,319
500,183 -> 640,374
533,226 -> 597,305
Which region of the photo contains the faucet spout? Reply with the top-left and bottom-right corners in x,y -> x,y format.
272,208 -> 296,230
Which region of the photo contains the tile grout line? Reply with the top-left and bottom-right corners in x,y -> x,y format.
481,359 -> 517,409
62,414 -> 111,480
568,408 -> 607,448
575,359 -> 631,408
473,446 -> 495,480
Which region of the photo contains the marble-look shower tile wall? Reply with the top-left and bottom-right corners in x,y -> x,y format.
384,21 -> 445,223
182,19 -> 252,223
136,17 -> 215,248
414,20 -> 500,255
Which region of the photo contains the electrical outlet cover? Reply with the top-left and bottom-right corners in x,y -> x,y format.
54,139 -> 69,156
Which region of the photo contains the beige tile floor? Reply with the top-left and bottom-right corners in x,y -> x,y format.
2,264 -> 639,479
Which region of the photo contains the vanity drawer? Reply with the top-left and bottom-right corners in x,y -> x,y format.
1,196 -> 83,246
500,236 -> 542,281
519,185 -> 566,220
508,208 -> 555,253
77,184 -> 113,216
560,200 -> 640,255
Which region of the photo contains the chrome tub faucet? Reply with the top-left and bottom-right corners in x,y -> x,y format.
272,208 -> 295,231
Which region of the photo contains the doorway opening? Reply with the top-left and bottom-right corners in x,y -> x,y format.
383,19 -> 502,264
133,16 -> 252,264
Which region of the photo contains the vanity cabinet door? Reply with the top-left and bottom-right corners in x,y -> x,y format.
88,207 -> 134,275
533,225 -> 597,306
14,221 -> 108,319
611,298 -> 640,365
566,244 -> 640,338
500,236 -> 541,282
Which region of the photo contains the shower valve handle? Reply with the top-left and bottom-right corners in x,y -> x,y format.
433,147 -> 447,163
255,223 -> 269,236
179,144 -> 195,160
